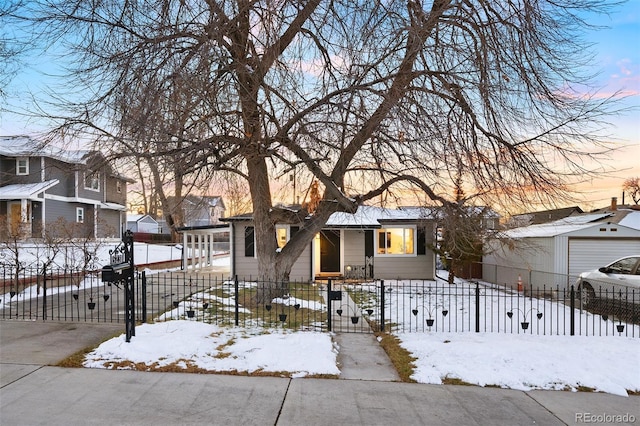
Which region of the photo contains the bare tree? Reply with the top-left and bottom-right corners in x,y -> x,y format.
0,1 -> 27,98
214,171 -> 253,217
0,214 -> 27,295
623,177 -> 640,205
431,172 -> 489,284
26,0 -> 622,298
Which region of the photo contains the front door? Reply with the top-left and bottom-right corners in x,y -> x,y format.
8,202 -> 22,236
320,230 -> 341,273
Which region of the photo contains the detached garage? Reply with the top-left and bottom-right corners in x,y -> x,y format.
568,238 -> 640,278
483,212 -> 640,290
126,214 -> 159,234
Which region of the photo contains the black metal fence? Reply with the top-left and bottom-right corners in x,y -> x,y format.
374,279 -> 639,337
143,273 -> 329,331
0,266 -> 134,322
2,266 -> 638,337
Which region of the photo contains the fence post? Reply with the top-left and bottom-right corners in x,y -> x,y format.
234,275 -> 239,326
327,279 -> 332,332
42,263 -> 47,321
141,271 -> 147,323
570,285 -> 575,336
475,282 -> 480,333
123,230 -> 135,342
380,280 -> 385,332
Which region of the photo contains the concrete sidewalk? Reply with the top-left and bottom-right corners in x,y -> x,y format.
1,321 -> 639,425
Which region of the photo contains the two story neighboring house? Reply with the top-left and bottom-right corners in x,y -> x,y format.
0,136 -> 133,239
163,195 -> 226,228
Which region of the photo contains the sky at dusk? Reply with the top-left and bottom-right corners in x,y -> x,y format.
0,2 -> 638,211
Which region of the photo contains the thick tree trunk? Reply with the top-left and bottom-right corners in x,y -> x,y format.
246,154 -> 284,303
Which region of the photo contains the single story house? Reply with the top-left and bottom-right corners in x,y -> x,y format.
223,205 -> 436,282
483,207 -> 640,289
126,214 -> 159,233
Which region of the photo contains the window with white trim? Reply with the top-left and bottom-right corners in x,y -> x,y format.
84,171 -> 100,191
76,207 -> 85,223
116,180 -> 122,193
275,225 -> 300,249
16,158 -> 29,175
244,226 -> 255,257
276,226 -> 288,248
376,227 -> 415,256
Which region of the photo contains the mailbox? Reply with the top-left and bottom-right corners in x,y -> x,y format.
329,290 -> 342,301
101,262 -> 131,283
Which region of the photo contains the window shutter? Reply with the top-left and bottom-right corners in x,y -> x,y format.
417,227 -> 426,255
244,226 -> 255,257
378,231 -> 386,252
364,230 -> 374,257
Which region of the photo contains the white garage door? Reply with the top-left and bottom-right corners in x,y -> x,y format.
568,239 -> 640,277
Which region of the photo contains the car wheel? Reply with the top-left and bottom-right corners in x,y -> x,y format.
579,282 -> 596,307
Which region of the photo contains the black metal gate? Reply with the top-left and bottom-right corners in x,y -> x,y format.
100,231 -> 136,341
1,232 -> 142,342
325,279 -> 384,334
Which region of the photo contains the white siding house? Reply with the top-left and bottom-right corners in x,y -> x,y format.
224,205 -> 437,282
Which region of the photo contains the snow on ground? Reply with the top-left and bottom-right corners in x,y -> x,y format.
84,301 -> 640,396
0,240 -> 219,270
4,244 -> 638,395
84,320 -> 339,378
0,273 -> 106,309
398,332 -> 639,397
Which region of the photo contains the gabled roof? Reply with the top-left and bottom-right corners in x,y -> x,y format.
223,205 -> 435,228
0,136 -> 134,183
619,210 -> 640,230
0,136 -> 93,164
500,213 -> 616,238
326,205 -> 432,227
510,206 -> 583,225
0,180 -> 59,200
168,195 -> 226,211
126,214 -> 157,223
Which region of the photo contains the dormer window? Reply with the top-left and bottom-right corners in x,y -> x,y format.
16,158 -> 29,175
116,180 -> 122,193
84,171 -> 100,191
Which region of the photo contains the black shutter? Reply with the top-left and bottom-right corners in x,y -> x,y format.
290,226 -> 299,238
244,226 -> 255,257
378,231 -> 386,252
364,230 -> 374,257
417,227 -> 426,255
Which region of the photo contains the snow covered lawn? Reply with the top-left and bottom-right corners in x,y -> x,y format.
83,319 -> 640,396
84,320 -> 339,378
398,332 -> 640,397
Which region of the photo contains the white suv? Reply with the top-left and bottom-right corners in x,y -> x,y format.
575,255 -> 640,305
